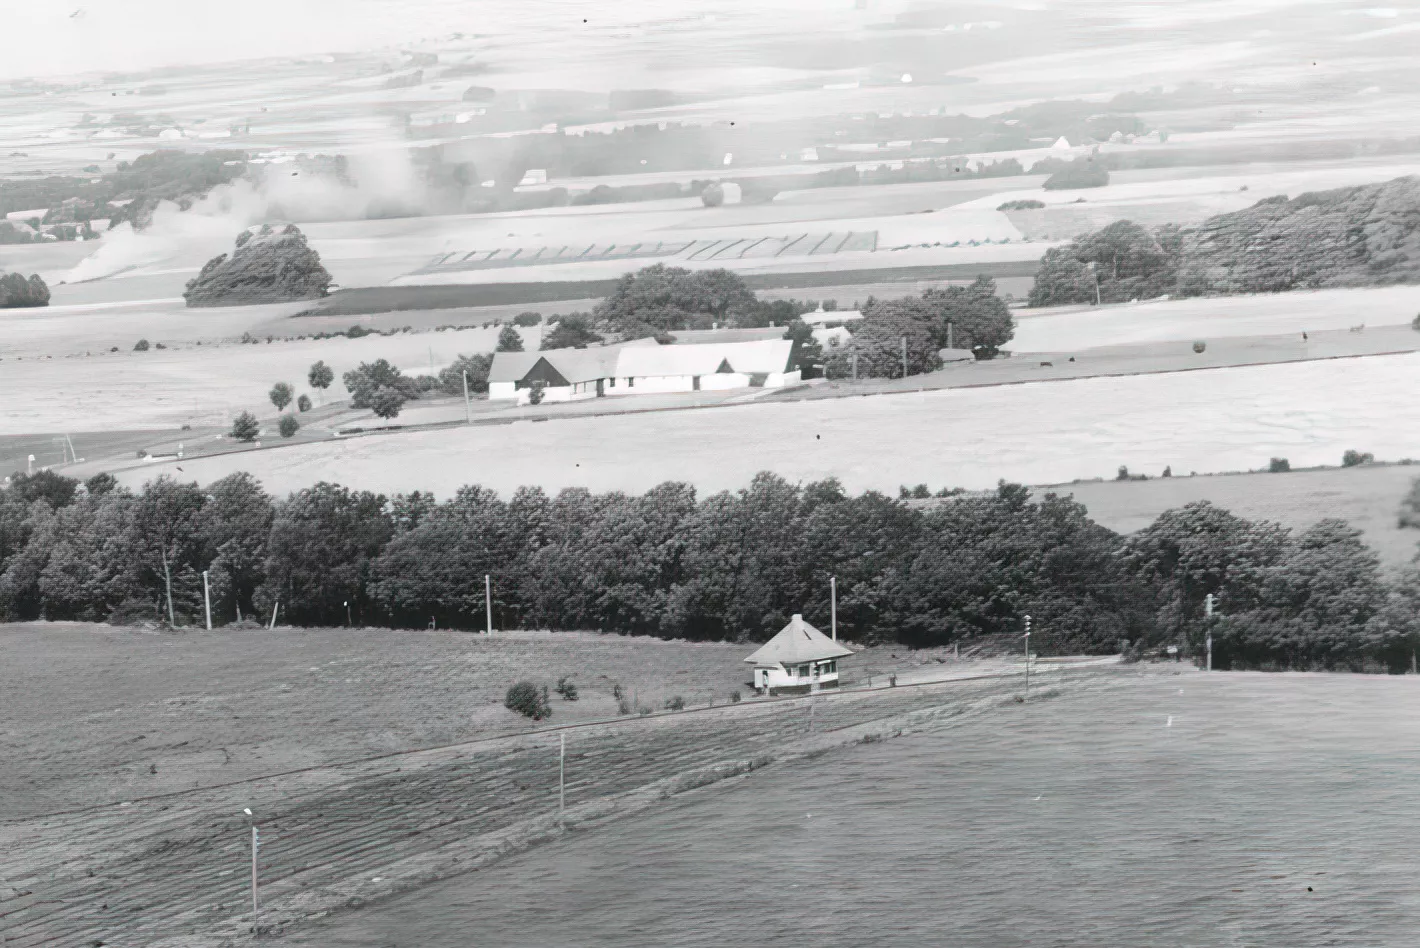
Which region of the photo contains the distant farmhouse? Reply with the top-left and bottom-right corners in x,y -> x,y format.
745,614 -> 853,695
488,337 -> 801,403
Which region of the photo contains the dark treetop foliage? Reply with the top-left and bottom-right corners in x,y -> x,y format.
540,314 -> 604,350
343,359 -> 420,419
183,224 -> 331,307
2,473 -> 1413,671
0,271 -> 50,308
1029,175 -> 1420,306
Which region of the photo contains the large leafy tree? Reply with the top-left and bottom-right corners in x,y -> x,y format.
592,264 -> 761,335
540,314 -> 604,350
822,309 -> 941,379
258,482 -> 392,626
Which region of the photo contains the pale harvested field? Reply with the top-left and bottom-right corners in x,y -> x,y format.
109,352 -> 1420,501
0,323 -> 532,435
1011,286 -> 1420,352
1044,464 -> 1420,570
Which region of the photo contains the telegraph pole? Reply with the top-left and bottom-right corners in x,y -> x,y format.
852,351 -> 858,381
462,370 -> 472,424
161,547 -> 176,626
559,732 -> 566,822
947,322 -> 954,350
485,574 -> 493,635
1205,593 -> 1214,671
900,336 -> 907,379
830,576 -> 837,641
202,570 -> 212,630
1023,614 -> 1032,698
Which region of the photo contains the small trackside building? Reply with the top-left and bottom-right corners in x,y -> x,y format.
745,614 -> 854,696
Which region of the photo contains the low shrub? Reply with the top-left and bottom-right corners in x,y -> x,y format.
297,394 -> 312,412
664,695 -> 685,711
997,199 -> 1045,211
1269,457 -> 1291,473
512,311 -> 542,327
730,690 -> 741,704
1192,340 -> 1206,353
505,681 -> 552,720
1342,449 -> 1374,467
555,675 -> 579,701
134,339 -> 150,351
278,415 -> 300,438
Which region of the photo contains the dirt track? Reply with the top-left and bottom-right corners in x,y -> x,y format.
0,652 -> 1077,946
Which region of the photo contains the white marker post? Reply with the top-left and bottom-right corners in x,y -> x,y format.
344,600 -> 351,628
559,732 -> 566,822
462,370 -> 472,424
1205,594 -> 1214,672
485,574 -> 493,635
268,601 -> 279,631
830,576 -> 837,641
202,570 -> 212,631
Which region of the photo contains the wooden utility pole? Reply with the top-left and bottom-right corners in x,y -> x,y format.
251,824 -> 260,935
947,322 -> 954,350
202,570 -> 212,630
852,351 -> 858,380
161,547 -> 176,626
1205,594 -> 1214,671
900,336 -> 907,379
830,577 -> 837,641
462,370 -> 472,424
559,732 -> 566,821
1023,614 -> 1032,699
268,601 -> 279,630
485,574 -> 493,635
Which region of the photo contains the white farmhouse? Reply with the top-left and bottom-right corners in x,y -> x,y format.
745,614 -> 854,696
488,338 -> 801,404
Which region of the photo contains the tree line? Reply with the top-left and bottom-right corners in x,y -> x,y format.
2,467 -> 1417,673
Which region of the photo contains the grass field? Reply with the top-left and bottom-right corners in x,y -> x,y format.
1045,463 -> 1420,570
108,351 -> 1420,504
287,668 -> 1420,948
0,620 -> 1032,945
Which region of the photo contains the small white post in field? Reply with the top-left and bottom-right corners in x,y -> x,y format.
268,601 -> 279,631
485,574 -> 492,635
202,570 -> 212,630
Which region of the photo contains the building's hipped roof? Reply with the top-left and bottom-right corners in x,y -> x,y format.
744,614 -> 854,666
669,327 -> 786,344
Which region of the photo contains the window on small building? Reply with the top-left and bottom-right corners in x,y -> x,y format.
799,664 -> 810,677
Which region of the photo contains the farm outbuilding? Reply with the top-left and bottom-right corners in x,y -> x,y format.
745,614 -> 854,695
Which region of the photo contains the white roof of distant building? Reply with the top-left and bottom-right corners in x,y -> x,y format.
617,339 -> 793,377
744,614 -> 854,667
799,308 -> 862,325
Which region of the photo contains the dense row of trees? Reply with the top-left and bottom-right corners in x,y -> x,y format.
1029,175 -> 1420,306
3,468 -> 1416,672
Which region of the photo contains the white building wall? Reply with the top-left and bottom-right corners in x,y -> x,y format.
754,661 -> 841,692
489,381 -> 518,400
764,369 -> 802,388
629,374 -> 696,394
515,385 -> 592,405
698,372 -> 751,391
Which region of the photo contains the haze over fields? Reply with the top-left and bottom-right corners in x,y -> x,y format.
4,0 -> 1420,532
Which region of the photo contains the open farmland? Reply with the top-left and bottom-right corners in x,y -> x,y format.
0,620 -> 1044,945
1043,463 -> 1420,571
1011,285 -> 1420,352
283,669 -> 1420,948
107,351 -> 1420,501
0,322 -> 530,435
